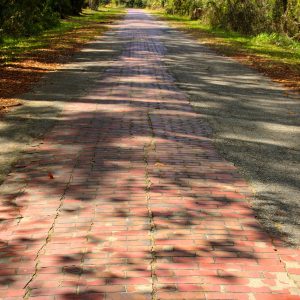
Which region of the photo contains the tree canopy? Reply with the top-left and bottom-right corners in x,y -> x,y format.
0,0 -> 85,37
145,0 -> 300,38
0,0 -> 299,39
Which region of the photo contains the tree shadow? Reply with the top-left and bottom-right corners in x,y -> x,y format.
160,20 -> 300,247
0,8 -> 298,300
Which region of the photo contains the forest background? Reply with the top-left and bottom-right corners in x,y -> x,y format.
0,0 -> 299,39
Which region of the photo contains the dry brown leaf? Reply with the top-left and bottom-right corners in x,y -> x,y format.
48,172 -> 54,179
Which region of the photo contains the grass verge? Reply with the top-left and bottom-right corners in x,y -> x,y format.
152,11 -> 300,94
0,7 -> 125,112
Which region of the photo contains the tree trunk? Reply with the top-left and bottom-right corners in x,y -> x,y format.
282,0 -> 288,13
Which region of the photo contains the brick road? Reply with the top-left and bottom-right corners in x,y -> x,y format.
0,9 -> 300,300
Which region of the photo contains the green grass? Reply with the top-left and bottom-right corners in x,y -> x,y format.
0,7 -> 125,63
152,10 -> 300,67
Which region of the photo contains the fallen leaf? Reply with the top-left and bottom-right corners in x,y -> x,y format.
15,164 -> 26,169
155,162 -> 165,167
48,172 -> 54,179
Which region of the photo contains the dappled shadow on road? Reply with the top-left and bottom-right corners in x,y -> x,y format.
0,8 -> 298,300
0,9 -> 125,104
160,24 -> 300,247
0,21 -> 126,185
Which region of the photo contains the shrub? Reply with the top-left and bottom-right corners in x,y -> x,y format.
0,0 -> 59,36
205,0 -> 267,34
0,0 -> 85,38
147,0 -> 299,39
71,0 -> 85,14
119,0 -> 146,7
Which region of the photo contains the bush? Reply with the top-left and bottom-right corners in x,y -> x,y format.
119,0 -> 146,7
275,0 -> 300,39
0,0 -> 85,38
48,0 -> 72,18
204,0 -> 270,35
253,32 -> 300,49
49,0 -> 85,17
87,0 -> 100,10
146,0 -> 299,39
71,0 -> 85,14
0,0 -> 59,36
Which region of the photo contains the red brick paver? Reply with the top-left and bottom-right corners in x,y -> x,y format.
0,9 -> 300,300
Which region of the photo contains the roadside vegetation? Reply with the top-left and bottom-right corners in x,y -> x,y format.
153,11 -> 300,93
112,0 -> 300,92
1,0 -> 299,110
0,6 -> 124,112
145,0 -> 300,38
0,7 -> 124,64
0,0 -> 113,39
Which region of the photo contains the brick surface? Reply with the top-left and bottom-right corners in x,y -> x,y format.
0,8 -> 299,300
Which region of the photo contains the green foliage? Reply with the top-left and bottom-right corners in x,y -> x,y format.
71,0 -> 85,14
162,0 -> 202,15
0,0 -> 59,36
48,0 -> 73,18
155,10 -> 300,67
86,0 -> 101,10
47,0 -> 85,17
1,7 -> 125,63
118,0 -> 146,7
280,0 -> 300,39
252,32 -> 300,49
204,0 -> 270,34
0,0 -> 86,38
144,0 -> 163,8
0,0 -> 298,39
147,0 -> 300,39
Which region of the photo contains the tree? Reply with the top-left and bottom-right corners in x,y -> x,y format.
0,0 -> 86,37
89,0 -> 100,10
